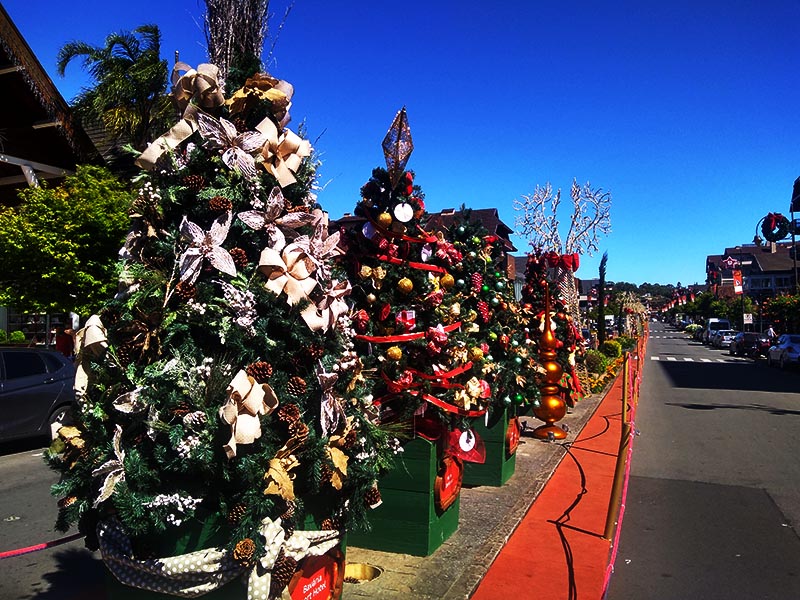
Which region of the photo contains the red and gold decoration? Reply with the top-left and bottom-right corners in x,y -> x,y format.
532,282 -> 568,439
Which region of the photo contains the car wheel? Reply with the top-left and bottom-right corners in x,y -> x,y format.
48,406 -> 72,440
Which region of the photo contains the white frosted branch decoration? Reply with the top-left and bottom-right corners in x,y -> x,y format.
513,182 -> 562,251
516,178 -> 611,256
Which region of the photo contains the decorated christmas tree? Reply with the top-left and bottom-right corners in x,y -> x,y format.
335,109 -> 493,448
45,64 -> 393,598
442,211 -> 541,413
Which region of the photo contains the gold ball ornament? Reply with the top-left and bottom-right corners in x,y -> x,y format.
377,212 -> 393,228
397,277 -> 414,294
366,293 -> 377,304
440,273 -> 455,290
468,347 -> 484,361
386,346 -> 403,361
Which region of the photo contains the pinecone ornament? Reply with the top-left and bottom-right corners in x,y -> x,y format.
175,281 -> 197,302
229,247 -> 249,269
471,272 -> 484,294
364,485 -> 383,509
320,463 -> 334,485
232,538 -> 256,567
269,550 -> 298,598
276,403 -> 301,423
246,361 -> 273,382
172,401 -> 191,417
288,420 -> 309,441
286,376 -> 307,397
341,428 -> 357,450
227,503 -> 247,525
320,516 -> 343,531
208,195 -> 233,213
307,344 -> 325,361
182,174 -> 206,191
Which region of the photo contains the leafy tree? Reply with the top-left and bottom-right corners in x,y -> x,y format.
57,25 -> 174,152
0,166 -> 132,315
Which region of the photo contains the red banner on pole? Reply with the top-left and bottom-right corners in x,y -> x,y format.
733,269 -> 743,294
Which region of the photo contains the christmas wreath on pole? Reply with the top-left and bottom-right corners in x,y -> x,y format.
761,212 -> 790,242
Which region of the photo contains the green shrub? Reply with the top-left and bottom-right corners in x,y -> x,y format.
585,349 -> 608,374
9,330 -> 26,344
0,329 -> 6,343
685,324 -> 703,334
600,339 -> 622,358
617,336 -> 636,351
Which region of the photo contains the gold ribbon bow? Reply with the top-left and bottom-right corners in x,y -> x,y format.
219,370 -> 278,459
73,314 -> 108,399
256,117 -> 312,188
302,279 -> 351,332
135,62 -> 224,170
258,243 -> 318,305
171,62 -> 224,113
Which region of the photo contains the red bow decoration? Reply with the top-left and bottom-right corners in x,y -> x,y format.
544,251 -> 580,272
386,369 -> 416,394
426,324 -> 449,355
766,212 -> 784,230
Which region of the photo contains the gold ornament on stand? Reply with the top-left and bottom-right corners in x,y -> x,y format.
532,282 -> 567,439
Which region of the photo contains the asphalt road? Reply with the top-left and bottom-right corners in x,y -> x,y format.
0,439 -> 106,600
607,321 -> 800,600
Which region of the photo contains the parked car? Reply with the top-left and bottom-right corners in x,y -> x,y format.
711,329 -> 737,348
0,347 -> 75,443
703,318 -> 732,344
766,334 -> 800,369
729,332 -> 771,357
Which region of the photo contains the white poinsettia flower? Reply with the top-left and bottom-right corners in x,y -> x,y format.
290,212 -> 341,283
238,186 -> 315,252
196,112 -> 266,180
178,212 -> 237,284
91,425 -> 125,507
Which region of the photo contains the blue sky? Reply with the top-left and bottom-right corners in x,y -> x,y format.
5,0 -> 800,286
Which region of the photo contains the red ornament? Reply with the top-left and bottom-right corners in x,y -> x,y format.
471,272 -> 483,294
477,300 -> 490,323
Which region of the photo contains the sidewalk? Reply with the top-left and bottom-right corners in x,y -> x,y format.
344,370 -> 630,599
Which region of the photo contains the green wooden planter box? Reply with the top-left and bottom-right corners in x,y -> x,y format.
348,436 -> 461,556
463,407 -> 518,487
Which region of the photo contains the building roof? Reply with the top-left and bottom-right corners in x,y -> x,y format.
709,243 -> 795,275
0,4 -> 99,203
425,208 -> 517,252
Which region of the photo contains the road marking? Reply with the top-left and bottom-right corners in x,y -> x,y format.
666,356 -> 677,361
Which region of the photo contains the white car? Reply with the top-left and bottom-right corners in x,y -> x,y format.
712,330 -> 737,348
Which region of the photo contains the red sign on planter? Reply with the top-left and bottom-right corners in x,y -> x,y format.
434,455 -> 463,511
506,417 -> 520,456
289,547 -> 344,600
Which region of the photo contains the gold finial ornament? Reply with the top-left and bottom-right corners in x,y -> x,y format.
532,282 -> 567,439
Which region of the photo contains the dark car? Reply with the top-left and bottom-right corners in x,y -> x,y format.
729,332 -> 771,357
0,347 -> 75,443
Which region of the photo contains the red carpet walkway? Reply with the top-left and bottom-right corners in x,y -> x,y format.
473,369 -> 631,600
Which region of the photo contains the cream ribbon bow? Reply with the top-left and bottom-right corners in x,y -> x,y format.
258,243 -> 317,305
256,117 -> 312,188
73,314 -> 108,398
219,370 -> 278,459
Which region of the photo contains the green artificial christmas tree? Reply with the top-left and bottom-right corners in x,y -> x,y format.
45,65 -> 392,599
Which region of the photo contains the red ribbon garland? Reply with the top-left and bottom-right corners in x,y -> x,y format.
355,321 -> 462,344
376,253 -> 448,274
367,213 -> 438,244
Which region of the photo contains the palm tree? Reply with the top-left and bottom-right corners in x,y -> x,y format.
57,25 -> 174,152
